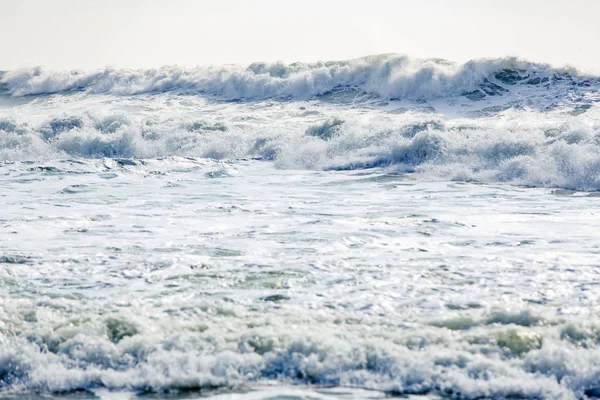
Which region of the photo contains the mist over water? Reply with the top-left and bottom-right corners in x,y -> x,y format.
1,54 -> 600,399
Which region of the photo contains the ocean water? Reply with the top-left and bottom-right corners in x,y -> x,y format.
1,54 -> 600,400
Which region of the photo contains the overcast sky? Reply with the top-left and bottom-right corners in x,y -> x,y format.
1,0 -> 598,72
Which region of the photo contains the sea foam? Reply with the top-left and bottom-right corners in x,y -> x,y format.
1,53 -> 599,190
1,109 -> 600,190
0,54 -> 591,100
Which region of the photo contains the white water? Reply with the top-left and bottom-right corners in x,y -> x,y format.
1,55 -> 600,399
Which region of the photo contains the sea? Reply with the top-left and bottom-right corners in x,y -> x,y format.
1,54 -> 600,399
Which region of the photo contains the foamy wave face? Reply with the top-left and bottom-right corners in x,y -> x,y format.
1,53 -> 599,190
0,55 -> 593,100
1,302 -> 599,399
1,107 -> 600,190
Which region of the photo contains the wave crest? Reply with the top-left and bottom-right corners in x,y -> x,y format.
1,55 -> 592,100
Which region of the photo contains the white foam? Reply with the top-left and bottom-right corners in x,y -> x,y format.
1,55 -> 592,100
2,315 -> 598,399
4,105 -> 600,190
2,156 -> 600,398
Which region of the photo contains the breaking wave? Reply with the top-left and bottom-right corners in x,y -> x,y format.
1,54 -> 599,190
0,54 -> 594,100
1,111 -> 600,190
2,305 -> 600,399
0,55 -> 600,399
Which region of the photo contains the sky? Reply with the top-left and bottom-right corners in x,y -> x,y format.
1,0 -> 599,72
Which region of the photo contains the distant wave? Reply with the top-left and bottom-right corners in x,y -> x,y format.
0,54 -> 594,100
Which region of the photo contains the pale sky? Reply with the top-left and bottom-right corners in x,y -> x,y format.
1,0 -> 599,72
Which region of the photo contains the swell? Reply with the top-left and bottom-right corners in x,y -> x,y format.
0,54 -> 594,100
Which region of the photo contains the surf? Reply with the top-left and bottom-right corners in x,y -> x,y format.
1,54 -> 594,101
0,54 -> 599,191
